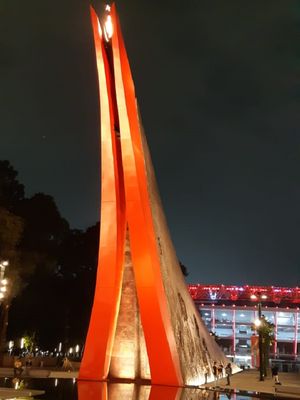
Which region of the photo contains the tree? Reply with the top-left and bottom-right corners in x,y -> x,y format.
0,207 -> 24,352
0,161 -> 24,211
23,332 -> 37,353
252,316 -> 274,377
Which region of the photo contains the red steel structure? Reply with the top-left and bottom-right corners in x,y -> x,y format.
79,4 -> 182,386
79,4 -> 229,387
188,284 -> 300,305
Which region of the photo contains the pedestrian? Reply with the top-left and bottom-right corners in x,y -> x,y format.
218,363 -> 224,379
204,365 -> 210,384
225,363 -> 232,385
271,365 -> 281,385
62,356 -> 73,372
213,361 -> 218,385
13,358 -> 23,378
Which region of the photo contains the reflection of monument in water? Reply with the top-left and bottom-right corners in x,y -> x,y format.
77,381 -> 218,400
78,3 -> 229,386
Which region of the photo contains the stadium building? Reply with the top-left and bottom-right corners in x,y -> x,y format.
188,284 -> 300,370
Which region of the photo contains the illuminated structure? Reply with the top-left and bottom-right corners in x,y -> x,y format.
189,284 -> 300,366
77,381 -> 214,400
79,4 -> 229,386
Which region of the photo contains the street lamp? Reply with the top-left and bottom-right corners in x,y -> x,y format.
251,292 -> 267,381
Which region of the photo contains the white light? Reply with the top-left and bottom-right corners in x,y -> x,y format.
20,337 -> 25,349
240,314 -> 245,317
1,279 -> 7,285
0,293 -> 4,299
105,4 -> 111,11
0,287 -> 7,293
254,319 -> 261,327
58,342 -> 62,352
250,294 -> 257,300
2,261 -> 9,267
54,378 -> 58,387
69,347 -> 73,354
261,294 -> 267,300
8,340 -> 14,349
75,345 -> 80,353
222,313 -> 227,317
104,15 -> 113,41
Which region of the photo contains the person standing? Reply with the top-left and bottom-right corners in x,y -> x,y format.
218,363 -> 224,379
204,365 -> 210,384
213,362 -> 218,385
225,363 -> 232,386
271,365 -> 281,385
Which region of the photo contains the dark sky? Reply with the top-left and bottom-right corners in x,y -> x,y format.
1,1 -> 300,286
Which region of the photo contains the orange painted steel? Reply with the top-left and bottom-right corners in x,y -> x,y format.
78,7 -> 126,381
110,6 -> 183,386
79,4 -> 183,386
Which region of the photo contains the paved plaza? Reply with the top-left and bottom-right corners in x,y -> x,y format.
204,369 -> 300,398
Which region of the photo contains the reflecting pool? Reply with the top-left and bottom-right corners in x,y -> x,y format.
0,378 -> 265,400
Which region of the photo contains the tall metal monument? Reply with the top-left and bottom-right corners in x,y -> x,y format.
79,4 -> 229,386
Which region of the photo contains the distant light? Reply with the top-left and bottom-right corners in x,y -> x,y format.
222,313 -> 227,317
1,279 -> 8,285
20,337 -> 25,349
0,293 -> 4,299
2,261 -> 9,267
54,379 -> 58,387
58,342 -> 62,352
8,341 -> 14,349
240,314 -> 245,317
261,294 -> 267,300
254,319 -> 261,327
69,347 -> 73,354
0,287 -> 7,293
105,4 -> 111,11
250,294 -> 257,300
75,345 -> 80,353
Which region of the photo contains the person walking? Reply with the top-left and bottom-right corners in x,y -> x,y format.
204,365 -> 210,384
62,356 -> 73,372
271,365 -> 281,385
225,363 -> 232,386
213,362 -> 218,386
13,358 -> 23,378
218,363 -> 224,379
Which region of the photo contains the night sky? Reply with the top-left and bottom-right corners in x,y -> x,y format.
1,1 -> 300,286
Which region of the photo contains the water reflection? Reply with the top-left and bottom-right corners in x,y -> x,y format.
77,382 -> 238,400
0,378 -> 256,400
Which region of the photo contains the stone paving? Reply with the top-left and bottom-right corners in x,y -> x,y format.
202,369 -> 300,398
